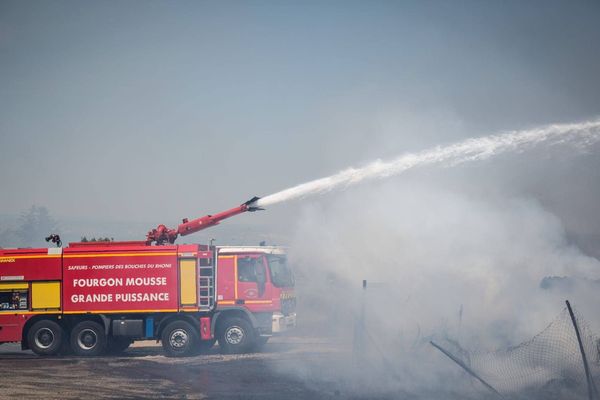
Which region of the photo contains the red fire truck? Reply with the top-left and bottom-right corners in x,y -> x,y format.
0,198 -> 296,356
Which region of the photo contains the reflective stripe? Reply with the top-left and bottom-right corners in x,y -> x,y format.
0,311 -> 57,315
0,255 -> 60,260
0,282 -> 28,290
64,252 -> 176,258
62,309 -> 179,314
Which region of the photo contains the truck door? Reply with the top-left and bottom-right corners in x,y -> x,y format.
236,255 -> 272,308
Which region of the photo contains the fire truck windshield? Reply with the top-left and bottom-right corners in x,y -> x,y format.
267,255 -> 294,288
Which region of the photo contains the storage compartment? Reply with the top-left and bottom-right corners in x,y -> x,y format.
112,319 -> 144,337
0,283 -> 28,311
31,281 -> 61,310
179,258 -> 197,307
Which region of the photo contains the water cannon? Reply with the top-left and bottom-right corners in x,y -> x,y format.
244,196 -> 264,212
146,196 -> 264,245
45,234 -> 62,248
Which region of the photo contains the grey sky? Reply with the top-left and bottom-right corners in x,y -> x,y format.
1,1 -> 599,242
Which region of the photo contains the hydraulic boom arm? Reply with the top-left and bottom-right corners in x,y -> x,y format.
146,196 -> 263,245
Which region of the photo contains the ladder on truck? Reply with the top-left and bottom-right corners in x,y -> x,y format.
198,263 -> 215,311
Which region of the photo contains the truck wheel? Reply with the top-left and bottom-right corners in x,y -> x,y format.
107,337 -> 132,354
70,321 -> 107,356
27,320 -> 64,356
161,320 -> 199,357
218,317 -> 255,354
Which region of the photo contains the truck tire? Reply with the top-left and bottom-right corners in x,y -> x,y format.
161,320 -> 199,357
27,320 -> 64,356
218,317 -> 255,354
70,320 -> 107,356
107,337 -> 132,354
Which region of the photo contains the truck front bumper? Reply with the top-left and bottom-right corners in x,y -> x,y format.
272,312 -> 296,333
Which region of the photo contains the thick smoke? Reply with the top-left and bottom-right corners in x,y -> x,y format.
276,183 -> 600,398
254,119 -> 600,398
291,181 -> 600,336
274,175 -> 600,398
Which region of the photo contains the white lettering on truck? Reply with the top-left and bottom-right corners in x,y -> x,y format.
71,294 -> 113,303
115,292 -> 169,302
125,277 -> 167,286
73,278 -> 123,287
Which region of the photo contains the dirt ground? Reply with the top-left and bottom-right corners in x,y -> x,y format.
0,333 -> 582,400
0,336 -> 358,400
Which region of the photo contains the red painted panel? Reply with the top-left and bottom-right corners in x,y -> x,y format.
63,252 -> 179,312
0,248 -> 62,281
0,314 -> 31,342
200,317 -> 212,340
216,256 -> 235,301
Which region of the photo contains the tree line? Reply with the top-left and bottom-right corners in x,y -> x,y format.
0,206 -> 58,248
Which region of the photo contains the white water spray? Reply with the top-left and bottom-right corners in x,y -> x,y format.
256,119 -> 600,208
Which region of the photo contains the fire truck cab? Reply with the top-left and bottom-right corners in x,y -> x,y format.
213,246 -> 296,352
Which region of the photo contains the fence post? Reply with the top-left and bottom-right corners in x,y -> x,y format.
353,280 -> 367,363
566,300 -> 598,400
430,341 -> 504,399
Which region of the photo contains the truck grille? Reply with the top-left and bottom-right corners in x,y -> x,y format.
281,297 -> 296,316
